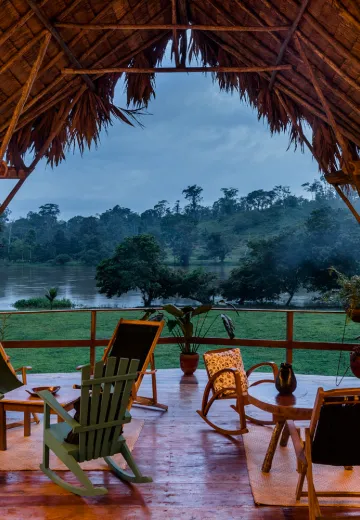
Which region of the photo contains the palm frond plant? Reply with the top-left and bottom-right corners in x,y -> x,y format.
163,304 -> 236,375
45,287 -> 58,310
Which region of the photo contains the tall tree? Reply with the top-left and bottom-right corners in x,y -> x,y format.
182,185 -> 203,219
204,231 -> 231,263
96,234 -> 179,306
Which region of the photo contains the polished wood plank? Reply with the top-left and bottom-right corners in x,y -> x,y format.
1,370 -> 360,518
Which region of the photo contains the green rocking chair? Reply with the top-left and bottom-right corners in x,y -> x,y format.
38,357 -> 152,496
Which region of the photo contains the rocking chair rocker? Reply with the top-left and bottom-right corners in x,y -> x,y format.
39,357 -> 152,496
197,347 -> 278,435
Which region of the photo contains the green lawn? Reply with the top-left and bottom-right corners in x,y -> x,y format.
1,310 -> 358,377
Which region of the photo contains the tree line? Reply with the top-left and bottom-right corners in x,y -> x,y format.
0,178 -> 357,273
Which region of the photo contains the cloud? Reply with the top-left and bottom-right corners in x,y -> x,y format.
1,72 -> 319,220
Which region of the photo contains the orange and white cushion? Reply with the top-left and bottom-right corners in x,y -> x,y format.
203,348 -> 248,396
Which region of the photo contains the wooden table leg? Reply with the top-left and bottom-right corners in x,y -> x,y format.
280,422 -> 290,447
24,411 -> 31,437
0,404 -> 7,450
262,421 -> 285,473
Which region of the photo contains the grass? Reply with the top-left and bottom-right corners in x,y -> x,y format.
1,309 -> 359,377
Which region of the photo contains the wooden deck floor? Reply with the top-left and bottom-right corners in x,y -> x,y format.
1,369 -> 360,519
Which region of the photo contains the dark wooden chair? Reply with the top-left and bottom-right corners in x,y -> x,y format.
102,318 -> 167,411
287,387 -> 360,520
0,342 -> 39,427
197,347 -> 278,435
39,357 -> 152,496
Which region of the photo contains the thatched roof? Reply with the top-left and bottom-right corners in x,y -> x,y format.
1,0 -> 360,215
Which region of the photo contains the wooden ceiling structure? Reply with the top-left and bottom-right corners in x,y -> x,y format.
0,0 -> 360,219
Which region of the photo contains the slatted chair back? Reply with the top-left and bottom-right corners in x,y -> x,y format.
311,387 -> 360,467
77,357 -> 139,463
0,342 -> 23,395
102,319 -> 164,406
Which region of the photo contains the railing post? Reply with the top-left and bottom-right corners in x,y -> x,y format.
286,311 -> 294,364
90,310 -> 97,371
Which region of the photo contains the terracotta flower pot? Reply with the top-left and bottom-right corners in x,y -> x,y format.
348,309 -> 360,323
350,351 -> 360,378
180,353 -> 199,376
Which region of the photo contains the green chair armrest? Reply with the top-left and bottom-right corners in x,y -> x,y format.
37,390 -> 79,429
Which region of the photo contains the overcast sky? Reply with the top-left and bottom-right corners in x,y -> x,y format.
2,72 -> 319,221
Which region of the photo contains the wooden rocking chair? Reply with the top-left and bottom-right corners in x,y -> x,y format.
0,342 -> 39,427
38,357 -> 152,496
197,347 -> 278,435
102,318 -> 167,411
287,387 -> 360,520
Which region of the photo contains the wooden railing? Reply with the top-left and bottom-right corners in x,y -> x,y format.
0,307 -> 357,367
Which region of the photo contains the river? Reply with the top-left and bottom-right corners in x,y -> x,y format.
0,264 -> 316,310
0,264 -> 233,310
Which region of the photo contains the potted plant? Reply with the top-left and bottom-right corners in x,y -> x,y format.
350,346 -> 360,378
329,268 -> 360,322
163,304 -> 235,375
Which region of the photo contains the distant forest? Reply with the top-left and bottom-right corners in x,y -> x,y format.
1,179 -> 360,305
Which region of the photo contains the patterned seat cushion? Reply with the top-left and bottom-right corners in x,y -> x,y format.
203,348 -> 248,396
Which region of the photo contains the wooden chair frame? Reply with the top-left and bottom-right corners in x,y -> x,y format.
103,319 -> 167,412
197,347 -> 278,436
287,387 -> 360,520
39,357 -> 151,496
0,342 -> 39,428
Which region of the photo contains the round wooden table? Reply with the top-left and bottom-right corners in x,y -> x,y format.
248,380 -> 325,473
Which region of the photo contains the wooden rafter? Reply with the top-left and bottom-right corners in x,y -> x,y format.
62,64 -> 292,74
171,0 -> 180,67
250,0 -> 360,115
333,185 -> 360,224
0,0 -> 49,50
276,91 -> 360,224
0,0 -> 165,127
294,36 -> 352,163
0,85 -> 86,216
54,22 -> 291,32
0,32 -> 51,164
193,0 -> 360,145
269,0 -> 310,90
0,29 -> 47,76
25,0 -> 95,92
0,31 -> 170,139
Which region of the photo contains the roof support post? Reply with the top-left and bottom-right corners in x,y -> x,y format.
0,85 -> 87,216
269,0 -> 310,90
25,0 -> 95,92
0,32 -> 51,164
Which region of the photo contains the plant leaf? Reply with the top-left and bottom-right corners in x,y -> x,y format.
163,304 -> 183,317
221,313 -> 235,340
192,304 -> 212,317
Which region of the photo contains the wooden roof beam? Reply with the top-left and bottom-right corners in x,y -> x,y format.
269,0 -> 310,90
54,22 -> 291,32
0,33 -> 51,163
25,0 -> 95,92
62,64 -> 292,74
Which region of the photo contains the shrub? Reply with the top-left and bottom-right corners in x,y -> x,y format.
55,254 -> 71,265
13,297 -> 74,310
